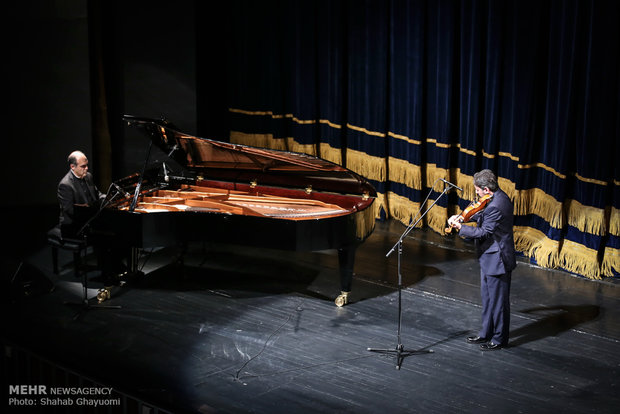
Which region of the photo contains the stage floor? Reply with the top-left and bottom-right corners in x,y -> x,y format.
3,219 -> 620,413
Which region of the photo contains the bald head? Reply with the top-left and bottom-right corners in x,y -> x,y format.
68,151 -> 89,179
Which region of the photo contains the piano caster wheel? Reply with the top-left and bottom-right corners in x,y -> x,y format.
97,288 -> 111,303
335,291 -> 350,307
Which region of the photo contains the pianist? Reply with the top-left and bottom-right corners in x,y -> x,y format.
52,150 -> 124,285
56,150 -> 105,238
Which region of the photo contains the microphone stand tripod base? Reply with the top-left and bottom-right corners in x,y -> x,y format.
367,344 -> 433,370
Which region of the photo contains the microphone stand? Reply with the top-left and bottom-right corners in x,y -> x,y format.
77,184 -> 124,237
130,140 -> 153,211
367,180 -> 457,369
65,184 -> 122,319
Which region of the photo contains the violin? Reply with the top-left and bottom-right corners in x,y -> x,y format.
445,193 -> 493,234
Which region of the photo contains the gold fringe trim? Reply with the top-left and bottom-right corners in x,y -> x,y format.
286,140 -> 316,156
426,165 -> 479,202
456,170 -> 478,201
513,227 -> 538,254
566,200 -> 606,236
530,235 -> 560,270
513,226 -> 560,269
374,192 -> 387,218
383,166 -> 471,234
424,164 -> 449,191
345,149 -> 386,182
602,246 -> 619,276
610,207 -> 620,237
230,131 -> 318,156
514,226 -> 609,280
425,202 -> 449,234
558,239 -> 602,280
514,188 -> 563,228
319,143 -> 342,165
386,192 -> 422,227
230,131 -> 287,151
384,192 -> 448,234
446,169 -> 477,201
355,200 -> 379,240
497,176 -> 517,201
388,157 -> 422,190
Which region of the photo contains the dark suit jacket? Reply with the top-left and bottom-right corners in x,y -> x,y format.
458,188 -> 517,276
57,170 -> 103,233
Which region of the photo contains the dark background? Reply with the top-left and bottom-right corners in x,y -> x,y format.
5,1 -> 212,260
7,0 -> 207,208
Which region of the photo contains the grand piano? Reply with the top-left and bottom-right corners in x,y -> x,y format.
84,116 -> 377,306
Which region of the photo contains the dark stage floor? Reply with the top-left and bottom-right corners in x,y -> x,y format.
3,218 -> 620,413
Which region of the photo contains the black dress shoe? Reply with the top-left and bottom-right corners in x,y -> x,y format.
480,342 -> 502,350
466,336 -> 488,344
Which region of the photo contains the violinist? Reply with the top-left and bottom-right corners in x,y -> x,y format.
447,169 -> 516,350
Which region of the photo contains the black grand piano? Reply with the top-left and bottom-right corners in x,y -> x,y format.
83,116 -> 377,306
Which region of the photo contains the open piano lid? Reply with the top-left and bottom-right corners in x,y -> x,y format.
124,115 -> 377,198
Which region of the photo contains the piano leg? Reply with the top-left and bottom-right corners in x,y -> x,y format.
125,247 -> 144,279
335,245 -> 356,307
129,247 -> 140,274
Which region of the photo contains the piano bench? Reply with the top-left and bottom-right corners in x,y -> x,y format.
47,231 -> 88,277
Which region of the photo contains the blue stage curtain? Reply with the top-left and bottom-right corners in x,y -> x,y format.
214,0 -> 619,279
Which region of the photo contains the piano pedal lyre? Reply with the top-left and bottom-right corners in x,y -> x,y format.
335,291 -> 349,307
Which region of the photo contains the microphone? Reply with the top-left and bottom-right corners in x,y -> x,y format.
440,178 -> 463,192
113,183 -> 131,198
